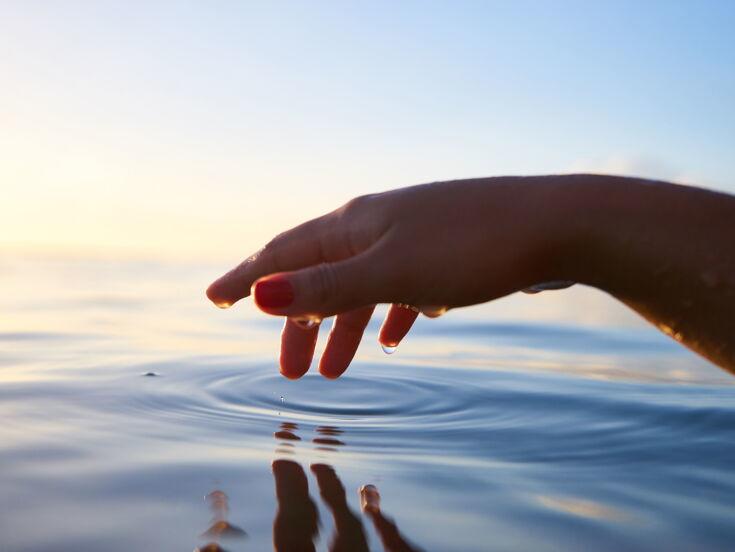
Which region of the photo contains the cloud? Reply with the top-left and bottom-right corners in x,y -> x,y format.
566,155 -> 698,186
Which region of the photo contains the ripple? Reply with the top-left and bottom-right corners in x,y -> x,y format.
114,358 -> 735,469
206,370 -> 475,424
120,360 -> 493,450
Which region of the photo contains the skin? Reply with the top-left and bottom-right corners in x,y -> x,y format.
206,174 -> 735,378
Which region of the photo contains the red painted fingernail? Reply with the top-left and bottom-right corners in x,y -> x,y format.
254,277 -> 294,309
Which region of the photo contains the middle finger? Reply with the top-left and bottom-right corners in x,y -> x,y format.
318,306 -> 376,379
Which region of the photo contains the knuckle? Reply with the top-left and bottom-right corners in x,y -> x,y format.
262,234 -> 287,272
310,263 -> 341,306
342,194 -> 372,216
338,194 -> 379,231
336,194 -> 385,257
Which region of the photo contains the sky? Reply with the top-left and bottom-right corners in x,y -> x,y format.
1,1 -> 734,260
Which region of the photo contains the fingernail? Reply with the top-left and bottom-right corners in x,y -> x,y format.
254,277 -> 294,309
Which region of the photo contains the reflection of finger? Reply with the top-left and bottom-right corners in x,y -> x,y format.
319,306 -> 375,378
311,464 -> 370,552
310,464 -> 348,509
367,510 -> 423,552
360,484 -> 423,552
200,519 -> 247,540
359,484 -> 381,513
272,460 -> 319,552
195,543 -> 227,552
313,437 -> 345,446
274,429 -> 300,440
379,304 -> 419,348
280,318 -> 320,379
272,459 -> 310,502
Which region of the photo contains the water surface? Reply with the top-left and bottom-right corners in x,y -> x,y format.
1,254 -> 733,551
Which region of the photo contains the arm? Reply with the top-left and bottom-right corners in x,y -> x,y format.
206,175 -> 735,377
558,175 -> 735,373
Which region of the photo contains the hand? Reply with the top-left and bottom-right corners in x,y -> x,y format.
207,177 -> 569,378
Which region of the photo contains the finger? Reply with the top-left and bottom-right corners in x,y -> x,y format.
319,306 -> 375,379
252,247 -> 394,318
378,304 -> 419,349
206,216 -> 327,307
280,318 -> 320,380
207,196 -> 383,308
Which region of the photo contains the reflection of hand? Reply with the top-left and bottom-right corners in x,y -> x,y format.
272,459 -> 368,552
208,177 -> 571,378
272,460 -> 421,552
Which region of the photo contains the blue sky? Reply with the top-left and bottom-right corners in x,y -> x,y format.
1,1 -> 733,257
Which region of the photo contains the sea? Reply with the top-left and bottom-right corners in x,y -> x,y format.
1,253 -> 733,551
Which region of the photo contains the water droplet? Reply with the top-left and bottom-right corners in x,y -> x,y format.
142,371 -> 159,377
291,316 -> 321,329
381,344 -> 397,354
521,287 -> 541,295
659,323 -> 681,340
522,280 -> 576,294
214,300 -> 232,309
421,305 -> 448,318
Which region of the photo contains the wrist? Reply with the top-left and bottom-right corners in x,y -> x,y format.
537,174 -> 685,293
520,175 -> 601,286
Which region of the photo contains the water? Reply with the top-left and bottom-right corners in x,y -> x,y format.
291,316 -> 322,330
1,253 -> 734,551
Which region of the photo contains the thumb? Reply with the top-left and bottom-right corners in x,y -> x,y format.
251,252 -> 387,318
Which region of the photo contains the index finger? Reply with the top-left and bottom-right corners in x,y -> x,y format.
206,213 -> 345,307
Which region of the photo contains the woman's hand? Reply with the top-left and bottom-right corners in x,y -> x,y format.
207,174 -> 735,378
206,176 -> 573,378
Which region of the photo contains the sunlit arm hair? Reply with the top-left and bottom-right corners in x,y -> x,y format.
552,175 -> 735,374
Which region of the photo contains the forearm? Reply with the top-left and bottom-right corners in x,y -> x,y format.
554,175 -> 735,373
